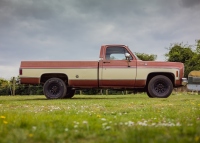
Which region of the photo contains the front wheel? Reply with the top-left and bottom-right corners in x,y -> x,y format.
43,78 -> 67,99
147,75 -> 173,98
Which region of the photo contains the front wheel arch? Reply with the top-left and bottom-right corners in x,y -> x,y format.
146,73 -> 175,87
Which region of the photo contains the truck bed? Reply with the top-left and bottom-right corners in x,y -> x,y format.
20,61 -> 99,87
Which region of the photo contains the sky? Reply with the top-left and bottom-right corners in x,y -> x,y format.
0,0 -> 200,79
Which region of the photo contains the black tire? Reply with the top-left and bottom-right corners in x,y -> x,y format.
64,88 -> 75,98
147,75 -> 173,98
43,78 -> 67,99
147,90 -> 154,98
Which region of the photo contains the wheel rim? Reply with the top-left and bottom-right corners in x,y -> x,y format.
154,80 -> 168,94
48,82 -> 60,96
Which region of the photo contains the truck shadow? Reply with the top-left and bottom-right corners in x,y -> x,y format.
16,95 -> 144,101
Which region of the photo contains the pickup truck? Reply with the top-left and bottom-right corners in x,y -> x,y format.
19,45 -> 187,99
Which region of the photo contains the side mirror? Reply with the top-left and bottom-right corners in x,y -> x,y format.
125,53 -> 131,61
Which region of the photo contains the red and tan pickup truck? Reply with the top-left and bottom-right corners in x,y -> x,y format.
19,45 -> 187,99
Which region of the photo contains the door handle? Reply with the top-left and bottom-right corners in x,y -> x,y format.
103,61 -> 110,63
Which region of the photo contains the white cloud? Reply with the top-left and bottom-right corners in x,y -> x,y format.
0,0 -> 200,78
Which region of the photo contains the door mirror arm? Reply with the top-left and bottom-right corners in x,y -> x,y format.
125,53 -> 131,62
125,53 -> 131,67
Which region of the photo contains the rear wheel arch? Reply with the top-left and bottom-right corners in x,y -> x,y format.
40,73 -> 69,85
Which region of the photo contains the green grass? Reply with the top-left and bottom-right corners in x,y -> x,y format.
0,93 -> 200,143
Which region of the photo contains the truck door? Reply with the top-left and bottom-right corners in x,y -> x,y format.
99,46 -> 137,88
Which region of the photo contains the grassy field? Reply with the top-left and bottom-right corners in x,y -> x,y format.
0,93 -> 200,143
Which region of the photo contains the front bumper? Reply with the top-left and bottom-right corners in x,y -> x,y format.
181,78 -> 188,86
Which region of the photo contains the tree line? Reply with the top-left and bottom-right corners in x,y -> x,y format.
0,39 -> 199,95
0,78 -> 131,95
0,77 -> 43,95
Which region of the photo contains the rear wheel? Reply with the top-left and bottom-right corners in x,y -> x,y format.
64,88 -> 75,98
43,78 -> 67,99
147,75 -> 173,98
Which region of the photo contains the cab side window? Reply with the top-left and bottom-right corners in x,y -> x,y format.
105,47 -> 132,60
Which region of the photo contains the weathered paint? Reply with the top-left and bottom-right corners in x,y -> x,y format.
19,45 -> 185,88
21,68 -> 98,80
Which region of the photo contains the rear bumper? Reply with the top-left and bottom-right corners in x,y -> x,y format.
181,78 -> 188,86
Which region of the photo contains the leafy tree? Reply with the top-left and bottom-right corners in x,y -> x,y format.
135,53 -> 157,61
0,78 -> 11,95
196,39 -> 200,54
165,40 -> 200,77
0,77 -> 43,95
165,43 -> 194,63
0,78 -> 8,87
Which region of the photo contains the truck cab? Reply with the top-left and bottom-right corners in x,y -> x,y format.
99,45 -> 137,88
